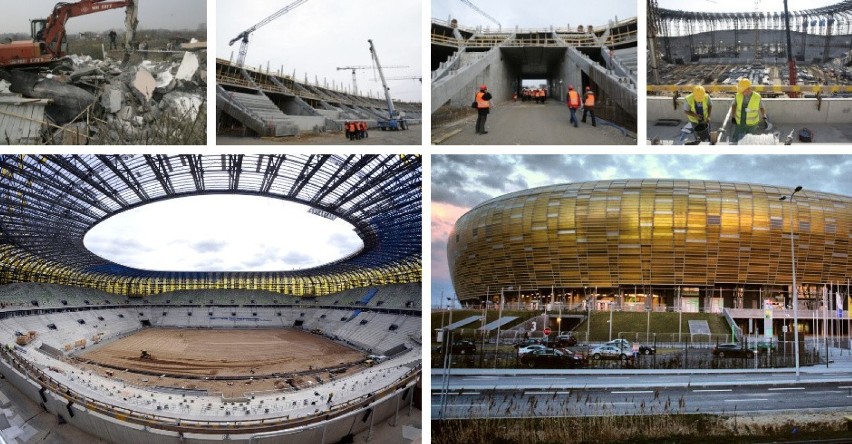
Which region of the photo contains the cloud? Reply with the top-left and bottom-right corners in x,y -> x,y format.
191,240 -> 227,253
280,251 -> 315,267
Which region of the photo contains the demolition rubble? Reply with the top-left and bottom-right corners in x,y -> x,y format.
0,47 -> 206,145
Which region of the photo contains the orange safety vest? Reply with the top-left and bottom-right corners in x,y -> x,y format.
585,92 -> 595,107
359,122 -> 366,130
567,90 -> 580,107
476,91 -> 490,108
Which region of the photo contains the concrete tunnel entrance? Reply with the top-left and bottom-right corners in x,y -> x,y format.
432,45 -> 636,131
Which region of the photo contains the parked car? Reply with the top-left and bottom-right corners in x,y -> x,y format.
590,345 -> 630,360
450,340 -> 476,355
712,343 -> 756,358
515,338 -> 547,348
556,334 -> 578,347
753,339 -> 777,351
517,344 -> 548,355
520,348 -> 585,368
605,339 -> 655,355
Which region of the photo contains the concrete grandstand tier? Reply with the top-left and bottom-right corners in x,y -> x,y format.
216,60 -> 422,137
0,284 -> 421,443
0,155 -> 421,296
448,179 -> 851,312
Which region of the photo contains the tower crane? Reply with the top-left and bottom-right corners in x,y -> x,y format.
385,76 -> 422,82
228,0 -> 310,67
368,39 -> 407,131
336,65 -> 408,95
458,0 -> 501,29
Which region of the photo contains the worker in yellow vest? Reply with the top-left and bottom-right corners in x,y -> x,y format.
680,85 -> 712,143
474,84 -> 492,135
566,85 -> 581,127
581,86 -> 596,127
730,78 -> 767,143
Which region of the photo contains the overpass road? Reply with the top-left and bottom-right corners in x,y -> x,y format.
431,100 -> 635,145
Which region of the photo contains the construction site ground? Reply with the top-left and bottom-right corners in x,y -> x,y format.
432,100 -> 636,145
75,328 -> 367,398
217,125 -> 422,145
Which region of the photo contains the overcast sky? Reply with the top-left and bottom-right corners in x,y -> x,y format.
217,0 -> 422,102
659,0 -> 839,13
3,0 -> 206,34
431,155 -> 852,306
431,0 -> 636,29
84,195 -> 363,273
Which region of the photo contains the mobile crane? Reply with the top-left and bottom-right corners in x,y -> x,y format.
368,39 -> 408,131
0,0 -> 137,68
335,65 -> 408,95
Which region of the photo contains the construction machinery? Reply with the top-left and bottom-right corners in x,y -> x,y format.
229,0 -> 310,68
0,0 -> 137,68
140,350 -> 152,360
368,39 -> 408,131
335,65 -> 408,95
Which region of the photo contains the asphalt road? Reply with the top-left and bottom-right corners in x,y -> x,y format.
433,381 -> 852,419
432,100 -> 636,145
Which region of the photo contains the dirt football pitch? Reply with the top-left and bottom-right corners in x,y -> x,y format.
79,328 -> 366,378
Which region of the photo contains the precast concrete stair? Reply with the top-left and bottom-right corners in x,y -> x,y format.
216,86 -> 297,137
566,46 -> 637,119
431,47 -> 499,113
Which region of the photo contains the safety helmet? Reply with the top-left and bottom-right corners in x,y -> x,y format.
568,85 -> 574,90
692,85 -> 706,101
737,78 -> 752,94
479,84 -> 487,91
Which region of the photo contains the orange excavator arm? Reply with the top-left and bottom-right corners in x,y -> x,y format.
40,0 -> 135,58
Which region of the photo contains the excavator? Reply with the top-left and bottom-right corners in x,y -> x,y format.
0,0 -> 137,68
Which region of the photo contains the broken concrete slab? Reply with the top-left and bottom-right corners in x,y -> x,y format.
101,86 -> 123,113
175,52 -> 199,81
132,69 -> 156,102
2,70 -> 95,124
155,70 -> 176,94
161,91 -> 203,120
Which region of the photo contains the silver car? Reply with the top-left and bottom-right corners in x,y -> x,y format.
590,345 -> 631,360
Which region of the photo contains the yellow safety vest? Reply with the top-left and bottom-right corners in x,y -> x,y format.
684,94 -> 710,124
734,92 -> 761,126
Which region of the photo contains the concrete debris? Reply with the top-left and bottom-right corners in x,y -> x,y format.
0,70 -> 95,124
0,43 -> 206,144
101,86 -> 124,114
175,52 -> 199,81
132,69 -> 156,102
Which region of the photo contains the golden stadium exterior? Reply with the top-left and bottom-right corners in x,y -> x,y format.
448,180 -> 851,312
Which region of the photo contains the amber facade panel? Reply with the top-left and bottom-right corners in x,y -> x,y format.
448,180 -> 852,302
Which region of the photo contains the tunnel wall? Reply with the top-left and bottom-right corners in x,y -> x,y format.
552,49 -> 585,103
431,48 -> 517,113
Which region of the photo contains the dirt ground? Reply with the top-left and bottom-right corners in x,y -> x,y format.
75,328 -> 367,397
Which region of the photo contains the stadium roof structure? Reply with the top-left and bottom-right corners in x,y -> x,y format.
655,1 -> 852,22
0,154 -> 422,296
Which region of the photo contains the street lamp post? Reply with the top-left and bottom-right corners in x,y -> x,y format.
780,185 -> 802,379
609,301 -> 614,341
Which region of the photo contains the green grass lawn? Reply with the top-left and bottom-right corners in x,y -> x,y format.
576,311 -> 731,342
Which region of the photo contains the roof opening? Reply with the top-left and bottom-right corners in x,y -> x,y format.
84,194 -> 363,272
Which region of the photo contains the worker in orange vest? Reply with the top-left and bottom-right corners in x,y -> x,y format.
566,85 -> 581,127
360,121 -> 368,139
344,121 -> 351,140
581,86 -> 596,127
474,84 -> 492,135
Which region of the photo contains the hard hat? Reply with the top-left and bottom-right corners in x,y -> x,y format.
479,84 -> 487,91
737,78 -> 752,93
692,85 -> 706,101
568,85 -> 574,90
